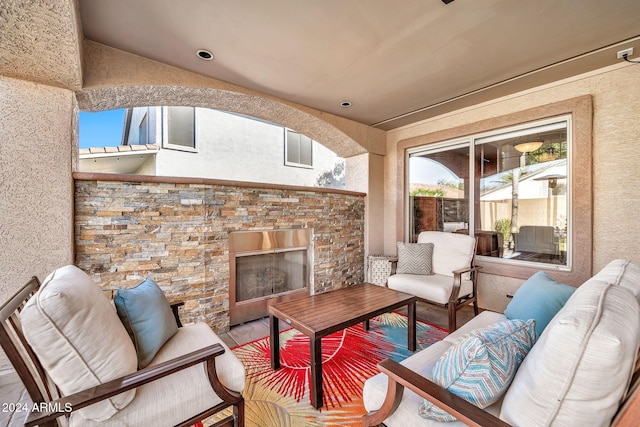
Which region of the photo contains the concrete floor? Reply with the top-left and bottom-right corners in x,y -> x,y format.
0,301 -> 477,427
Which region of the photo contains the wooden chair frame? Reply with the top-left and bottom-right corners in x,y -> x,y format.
362,357 -> 640,427
0,276 -> 244,427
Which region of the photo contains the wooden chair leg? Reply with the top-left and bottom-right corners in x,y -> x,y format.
473,298 -> 479,315
448,304 -> 457,332
234,398 -> 245,427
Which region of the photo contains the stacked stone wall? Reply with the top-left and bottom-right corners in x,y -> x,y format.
74,177 -> 365,333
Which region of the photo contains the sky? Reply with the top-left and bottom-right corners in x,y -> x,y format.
409,157 -> 459,185
79,109 -> 126,148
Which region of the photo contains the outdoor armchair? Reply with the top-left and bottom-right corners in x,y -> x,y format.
387,231 -> 480,331
0,265 -> 245,427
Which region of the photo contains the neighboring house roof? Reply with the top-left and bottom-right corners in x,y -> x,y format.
79,144 -> 159,174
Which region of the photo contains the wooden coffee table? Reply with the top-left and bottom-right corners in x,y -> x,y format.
268,283 -> 417,409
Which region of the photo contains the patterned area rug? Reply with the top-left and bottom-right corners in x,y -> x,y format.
209,312 -> 447,427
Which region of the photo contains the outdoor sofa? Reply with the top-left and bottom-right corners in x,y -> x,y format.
363,259 -> 640,426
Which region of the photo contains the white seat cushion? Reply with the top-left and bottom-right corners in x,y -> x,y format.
387,273 -> 473,304
363,341 -> 460,426
500,280 -> 640,427
21,265 -> 137,422
71,322 -> 246,426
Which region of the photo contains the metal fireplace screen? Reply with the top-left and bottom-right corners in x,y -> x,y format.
229,228 -> 312,325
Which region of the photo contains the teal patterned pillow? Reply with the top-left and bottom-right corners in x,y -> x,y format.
419,319 -> 536,422
396,242 -> 434,275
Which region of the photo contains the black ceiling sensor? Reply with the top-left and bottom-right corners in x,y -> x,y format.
442,0 -> 455,4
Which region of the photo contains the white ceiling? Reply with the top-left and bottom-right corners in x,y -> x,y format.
79,0 -> 640,130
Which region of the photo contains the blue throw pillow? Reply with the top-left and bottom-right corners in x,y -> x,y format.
504,271 -> 576,339
114,278 -> 179,369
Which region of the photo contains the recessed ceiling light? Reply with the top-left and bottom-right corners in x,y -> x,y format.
340,101 -> 352,108
196,49 -> 214,61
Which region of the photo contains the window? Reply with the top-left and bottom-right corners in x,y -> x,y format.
285,129 -> 313,167
407,116 -> 570,268
163,106 -> 196,151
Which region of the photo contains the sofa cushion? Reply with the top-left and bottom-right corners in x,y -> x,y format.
114,278 -> 179,368
419,319 -> 536,422
501,280 -> 640,427
387,273 -> 473,305
21,265 -> 138,422
396,242 -> 434,275
417,231 -> 475,279
504,271 -> 576,338
69,322 -> 246,426
590,258 -> 640,302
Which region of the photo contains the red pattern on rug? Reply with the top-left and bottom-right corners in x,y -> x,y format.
220,312 -> 448,426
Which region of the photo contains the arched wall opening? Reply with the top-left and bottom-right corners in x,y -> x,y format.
75,85 -> 370,159
72,85 -> 375,332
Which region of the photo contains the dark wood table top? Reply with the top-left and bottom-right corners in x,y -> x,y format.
268,283 -> 416,339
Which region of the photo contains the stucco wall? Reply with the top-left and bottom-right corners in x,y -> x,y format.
385,63 -> 640,312
0,76 -> 75,369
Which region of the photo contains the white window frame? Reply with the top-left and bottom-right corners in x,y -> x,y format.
406,115 -> 572,271
284,129 -> 313,168
162,106 -> 197,152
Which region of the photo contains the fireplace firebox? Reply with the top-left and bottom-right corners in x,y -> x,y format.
229,228 -> 312,325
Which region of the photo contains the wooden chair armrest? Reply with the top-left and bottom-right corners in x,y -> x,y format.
364,358 -> 510,427
25,343 -> 226,427
452,265 -> 483,276
170,301 -> 185,327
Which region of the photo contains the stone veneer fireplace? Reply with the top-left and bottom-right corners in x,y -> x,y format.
229,228 -> 312,325
74,174 -> 365,334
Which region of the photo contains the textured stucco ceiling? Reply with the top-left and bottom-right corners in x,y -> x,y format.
3,1 -> 640,130
78,0 -> 640,129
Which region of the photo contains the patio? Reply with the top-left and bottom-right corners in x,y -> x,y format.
3,1 -> 640,426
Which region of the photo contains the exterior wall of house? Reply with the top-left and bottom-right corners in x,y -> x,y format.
0,76 -> 75,370
74,176 -> 365,333
127,107 -> 344,187
346,153 -> 386,255
385,63 -> 640,312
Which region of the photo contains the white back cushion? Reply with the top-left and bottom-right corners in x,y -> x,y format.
417,231 -> 475,278
500,280 -> 640,427
21,265 -> 138,421
590,258 -> 640,302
